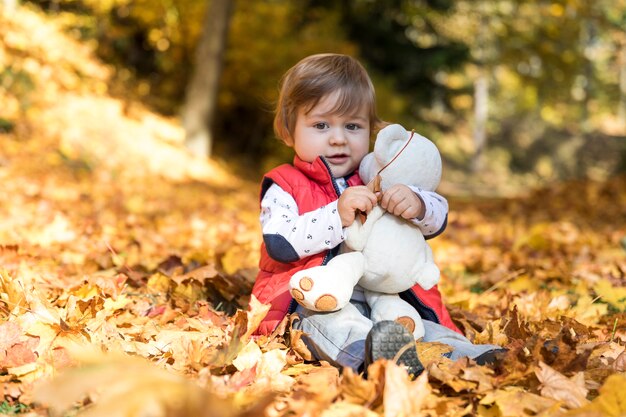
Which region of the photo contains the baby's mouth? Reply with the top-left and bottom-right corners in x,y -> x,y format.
326,154 -> 349,164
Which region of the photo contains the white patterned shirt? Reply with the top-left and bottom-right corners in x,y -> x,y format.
260,182 -> 448,259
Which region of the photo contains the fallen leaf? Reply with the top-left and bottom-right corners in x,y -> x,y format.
415,341 -> 453,367
32,352 -> 249,417
564,373 -> 626,416
339,366 -> 379,406
480,387 -> 561,417
0,321 -> 22,351
593,279 -> 626,311
0,341 -> 38,368
383,362 -> 431,417
535,361 -> 589,409
320,402 -> 378,417
232,340 -> 263,371
243,295 -> 270,340
428,357 -> 477,392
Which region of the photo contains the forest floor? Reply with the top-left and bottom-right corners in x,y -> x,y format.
1,5 -> 626,417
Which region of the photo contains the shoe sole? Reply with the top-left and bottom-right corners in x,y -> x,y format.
367,321 -> 424,378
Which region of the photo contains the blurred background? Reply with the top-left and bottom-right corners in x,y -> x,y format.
2,0 -> 626,194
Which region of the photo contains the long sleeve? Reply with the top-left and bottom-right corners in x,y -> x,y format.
407,186 -> 448,238
260,183 -> 345,262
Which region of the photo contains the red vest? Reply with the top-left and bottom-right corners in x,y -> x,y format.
252,156 -> 461,335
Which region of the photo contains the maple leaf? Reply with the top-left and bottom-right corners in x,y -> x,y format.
415,341 -> 454,367
383,362 -> 432,417
32,351 -> 271,417
563,373 -> 626,416
593,279 -> 626,311
243,295 -> 270,340
428,357 -> 479,392
461,364 -> 494,394
535,361 -> 589,409
320,402 -> 378,417
292,366 -> 340,404
0,321 -> 22,351
339,367 -> 379,407
0,340 -> 38,368
479,387 -> 561,416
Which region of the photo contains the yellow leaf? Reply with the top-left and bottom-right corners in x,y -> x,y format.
146,272 -> 171,293
568,295 -> 608,326
102,294 -> 130,311
565,374 -> 626,416
508,274 -> 540,294
221,245 -> 256,275
593,279 -> 626,311
71,283 -> 100,301
513,223 -> 550,251
0,270 -> 29,314
7,361 -> 40,378
415,341 -> 453,368
172,280 -> 206,304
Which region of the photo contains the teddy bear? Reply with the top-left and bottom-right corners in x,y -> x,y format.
289,124 -> 442,339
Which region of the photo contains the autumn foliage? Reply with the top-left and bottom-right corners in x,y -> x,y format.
1,6 -> 625,417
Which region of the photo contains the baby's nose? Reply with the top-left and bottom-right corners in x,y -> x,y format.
329,130 -> 347,144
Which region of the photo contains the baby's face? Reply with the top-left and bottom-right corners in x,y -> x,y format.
289,92 -> 370,178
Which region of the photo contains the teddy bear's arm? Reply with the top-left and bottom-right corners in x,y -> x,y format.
344,205 -> 385,251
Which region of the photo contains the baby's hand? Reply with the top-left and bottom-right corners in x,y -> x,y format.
338,186 -> 378,227
380,184 -> 425,220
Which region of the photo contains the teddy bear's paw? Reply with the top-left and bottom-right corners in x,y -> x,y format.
395,316 -> 416,334
314,294 -> 338,311
290,276 -> 339,311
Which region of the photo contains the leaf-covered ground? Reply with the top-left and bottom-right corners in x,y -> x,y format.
1,6 -> 625,417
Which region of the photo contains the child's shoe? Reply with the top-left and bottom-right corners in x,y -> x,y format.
474,348 -> 508,365
365,320 -> 424,378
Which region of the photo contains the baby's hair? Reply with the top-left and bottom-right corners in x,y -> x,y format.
274,53 -> 382,144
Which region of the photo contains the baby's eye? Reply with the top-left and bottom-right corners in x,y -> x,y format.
314,122 -> 329,130
346,123 -> 362,131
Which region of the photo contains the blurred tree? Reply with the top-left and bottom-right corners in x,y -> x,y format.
617,39 -> 626,130
2,0 -> 18,11
181,0 -> 234,158
301,0 -> 469,115
22,0 -> 626,179
211,0 -> 360,170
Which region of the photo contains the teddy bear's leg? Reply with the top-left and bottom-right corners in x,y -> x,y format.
365,290 -> 425,340
290,252 -> 365,312
410,243 -> 441,290
344,206 -> 385,251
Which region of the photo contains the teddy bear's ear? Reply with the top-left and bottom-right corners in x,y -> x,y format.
373,124 -> 410,166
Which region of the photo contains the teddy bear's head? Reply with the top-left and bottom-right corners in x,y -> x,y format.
360,124 -> 442,192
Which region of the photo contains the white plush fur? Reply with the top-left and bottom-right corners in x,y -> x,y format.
289,124 -> 442,339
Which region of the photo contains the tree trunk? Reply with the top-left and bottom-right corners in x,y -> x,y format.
1,0 -> 18,12
181,0 -> 234,158
619,40 -> 626,129
471,8 -> 490,173
471,70 -> 489,172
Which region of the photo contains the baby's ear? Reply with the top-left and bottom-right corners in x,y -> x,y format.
359,153 -> 376,185
283,135 -> 295,147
